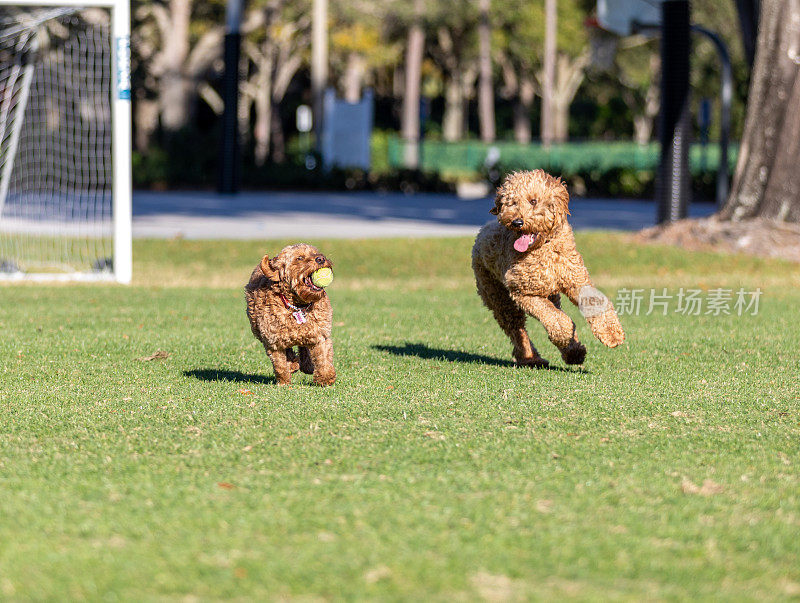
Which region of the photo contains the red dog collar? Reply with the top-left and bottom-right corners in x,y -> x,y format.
279,293 -> 312,312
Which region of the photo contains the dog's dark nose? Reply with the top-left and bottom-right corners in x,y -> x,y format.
315,255 -> 325,265
511,219 -> 524,228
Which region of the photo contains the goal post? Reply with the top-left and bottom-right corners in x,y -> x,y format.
0,0 -> 131,283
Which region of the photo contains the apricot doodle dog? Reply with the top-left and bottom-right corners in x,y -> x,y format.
245,244 -> 335,386
472,170 -> 625,367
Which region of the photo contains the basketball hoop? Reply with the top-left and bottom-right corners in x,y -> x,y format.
595,0 -> 662,37
586,17 -> 619,70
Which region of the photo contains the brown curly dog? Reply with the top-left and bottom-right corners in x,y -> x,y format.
472,170 -> 625,367
245,243 -> 335,386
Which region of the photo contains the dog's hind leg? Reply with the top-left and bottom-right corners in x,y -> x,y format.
512,294 -> 586,365
298,346 -> 315,374
473,262 -> 549,367
285,347 -> 301,373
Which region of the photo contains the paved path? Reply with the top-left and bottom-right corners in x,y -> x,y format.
133,191 -> 716,239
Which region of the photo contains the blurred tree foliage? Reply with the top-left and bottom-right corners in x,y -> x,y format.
329,1 -> 402,102
129,0 -> 751,189
494,0 -> 592,143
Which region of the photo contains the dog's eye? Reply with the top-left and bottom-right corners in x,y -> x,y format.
529,198 -> 538,206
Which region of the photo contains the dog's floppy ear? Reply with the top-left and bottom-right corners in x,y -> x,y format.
489,190 -> 502,215
259,254 -> 278,279
554,177 -> 571,216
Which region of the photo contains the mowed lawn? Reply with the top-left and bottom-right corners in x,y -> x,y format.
1,234 -> 799,600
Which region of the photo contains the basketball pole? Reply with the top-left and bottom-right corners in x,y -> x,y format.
657,0 -> 691,224
219,0 -> 244,194
691,25 -> 733,209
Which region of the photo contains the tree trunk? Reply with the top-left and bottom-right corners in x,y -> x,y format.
158,0 -> 192,132
552,99 -> 569,142
134,96 -> 158,151
720,0 -> 800,223
238,46 -> 253,146
549,52 -> 589,144
253,60 -> 272,167
442,73 -> 465,141
636,83 -> 660,144
513,76 -> 535,144
311,0 -> 328,150
253,100 -> 271,166
343,52 -> 366,103
477,0 -> 495,142
401,0 -> 424,168
270,104 -> 285,163
620,53 -> 659,145
159,74 -> 192,131
238,94 -> 251,147
636,53 -> 660,144
541,0 -> 557,146
633,116 -> 653,145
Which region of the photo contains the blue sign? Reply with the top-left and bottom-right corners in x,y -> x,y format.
116,36 -> 131,101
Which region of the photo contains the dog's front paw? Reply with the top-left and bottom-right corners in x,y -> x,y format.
599,325 -> 625,348
560,341 -> 586,365
591,311 -> 625,348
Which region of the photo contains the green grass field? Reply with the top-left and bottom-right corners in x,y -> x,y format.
1,234 -> 799,600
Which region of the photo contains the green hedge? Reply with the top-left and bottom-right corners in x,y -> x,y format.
132,133 -> 735,198
384,137 -> 738,178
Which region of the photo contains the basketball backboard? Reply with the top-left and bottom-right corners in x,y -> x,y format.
597,0 -> 662,36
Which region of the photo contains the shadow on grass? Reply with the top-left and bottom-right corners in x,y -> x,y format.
373,343 -> 588,374
184,368 -> 276,385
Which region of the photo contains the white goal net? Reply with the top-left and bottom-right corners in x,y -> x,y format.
0,3 -> 130,282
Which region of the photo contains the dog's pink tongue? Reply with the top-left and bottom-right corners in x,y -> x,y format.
513,234 -> 533,252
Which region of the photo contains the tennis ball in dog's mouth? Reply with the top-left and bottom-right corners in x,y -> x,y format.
311,267 -> 333,288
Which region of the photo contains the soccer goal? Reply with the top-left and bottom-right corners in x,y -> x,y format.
0,0 -> 131,283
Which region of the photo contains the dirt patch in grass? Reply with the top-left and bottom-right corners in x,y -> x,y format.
636,217 -> 800,262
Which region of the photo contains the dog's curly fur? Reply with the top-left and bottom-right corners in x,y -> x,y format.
472,170 -> 625,367
245,243 -> 335,386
